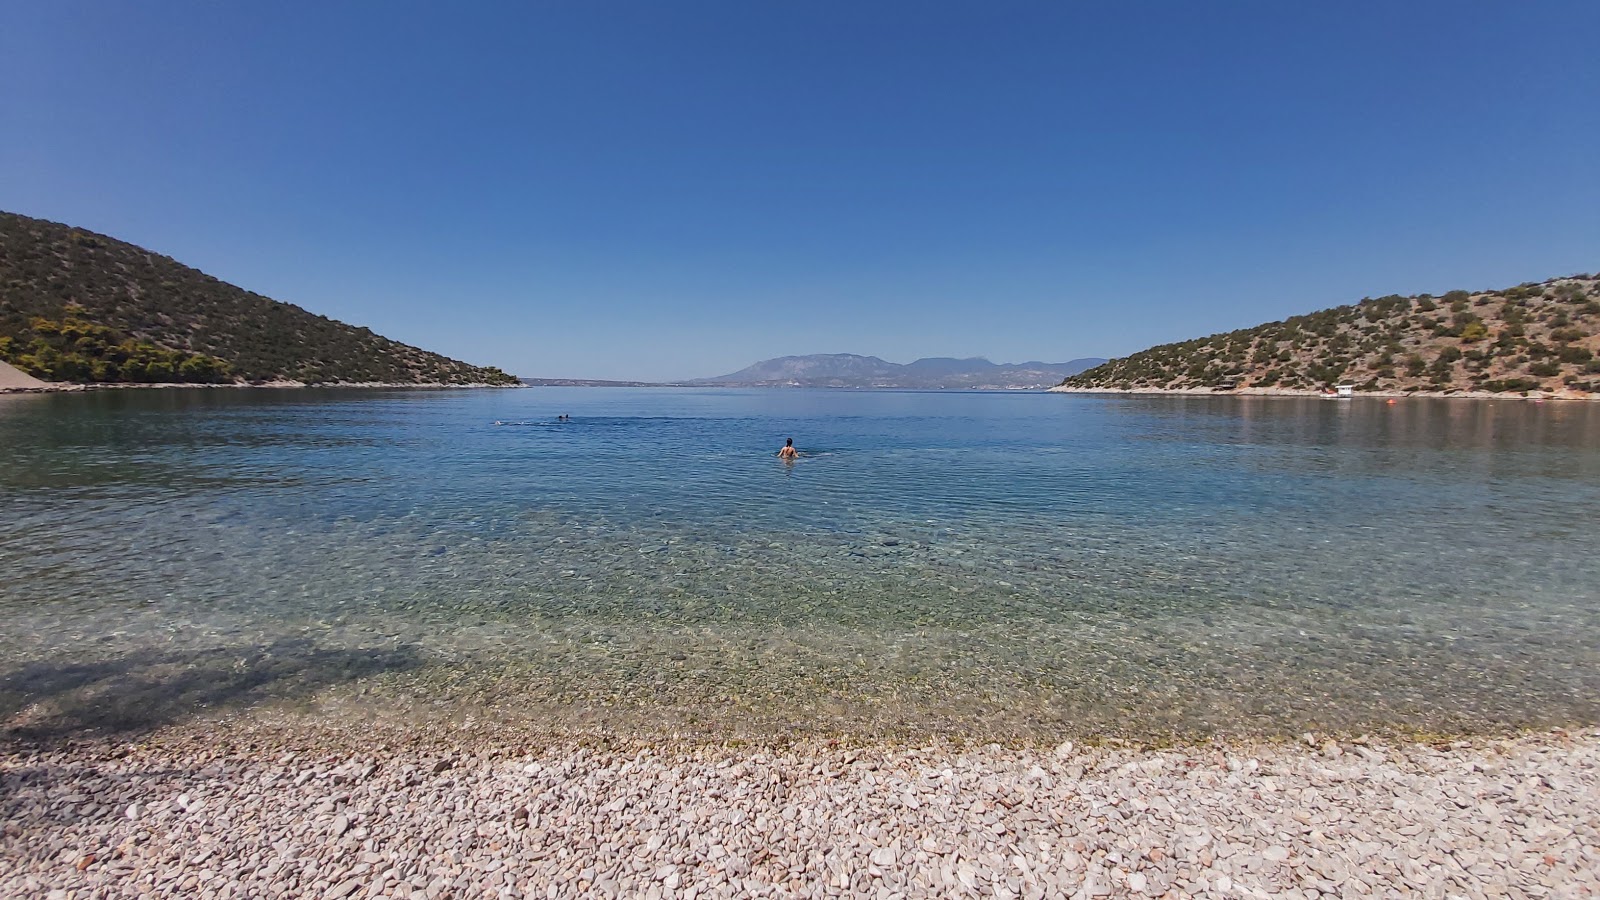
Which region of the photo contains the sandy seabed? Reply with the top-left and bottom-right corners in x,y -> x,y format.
3,720 -> 1595,899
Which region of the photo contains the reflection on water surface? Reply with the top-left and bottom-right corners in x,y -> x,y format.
2,388 -> 1597,741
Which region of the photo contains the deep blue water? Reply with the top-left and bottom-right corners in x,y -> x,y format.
2,387 -> 1598,741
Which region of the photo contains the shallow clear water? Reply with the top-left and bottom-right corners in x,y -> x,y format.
2,387 -> 1598,742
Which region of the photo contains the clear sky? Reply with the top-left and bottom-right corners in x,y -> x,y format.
3,2 -> 1597,381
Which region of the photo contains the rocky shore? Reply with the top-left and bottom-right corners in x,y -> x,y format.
4,723 -> 1595,899
0,359 -> 58,393
0,380 -> 523,395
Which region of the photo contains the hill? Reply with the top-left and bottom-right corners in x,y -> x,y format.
703,353 -> 898,385
698,354 -> 1104,389
0,211 -> 517,386
1059,275 -> 1600,397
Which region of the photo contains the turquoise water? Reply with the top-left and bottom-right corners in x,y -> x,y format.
2,387 -> 1598,741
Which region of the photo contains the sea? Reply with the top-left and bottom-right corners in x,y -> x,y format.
2,387 -> 1597,743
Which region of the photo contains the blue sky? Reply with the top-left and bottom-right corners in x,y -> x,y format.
3,2 -> 1597,381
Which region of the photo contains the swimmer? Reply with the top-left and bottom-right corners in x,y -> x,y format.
778,437 -> 798,461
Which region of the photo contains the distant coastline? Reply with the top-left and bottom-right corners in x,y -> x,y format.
691,353 -> 1105,390
519,377 -> 679,388
517,377 -> 1079,391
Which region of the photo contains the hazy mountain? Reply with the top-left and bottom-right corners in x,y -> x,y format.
0,211 -> 518,385
901,356 -> 997,377
697,353 -> 1105,389
1059,274 -> 1599,396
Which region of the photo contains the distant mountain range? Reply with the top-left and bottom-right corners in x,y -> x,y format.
694,354 -> 1106,389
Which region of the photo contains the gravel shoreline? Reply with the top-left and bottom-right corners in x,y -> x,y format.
0,380 -> 522,394
4,722 -> 1595,898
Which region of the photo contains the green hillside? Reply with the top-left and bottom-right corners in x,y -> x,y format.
0,211 -> 517,385
1062,275 -> 1600,396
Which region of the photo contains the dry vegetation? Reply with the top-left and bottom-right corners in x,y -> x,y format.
1064,275 -> 1600,396
0,211 -> 517,385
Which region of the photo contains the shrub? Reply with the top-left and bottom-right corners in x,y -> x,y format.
1482,377 -> 1540,393
2,314 -> 232,383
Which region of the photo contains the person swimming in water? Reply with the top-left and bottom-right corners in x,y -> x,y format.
778,437 -> 798,460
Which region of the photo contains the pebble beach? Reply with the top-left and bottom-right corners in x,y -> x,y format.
7,392 -> 1600,898
4,722 -> 1596,899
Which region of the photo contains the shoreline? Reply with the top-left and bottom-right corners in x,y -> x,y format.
4,720 -> 1594,897
1049,384 -> 1600,401
0,380 -> 526,395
